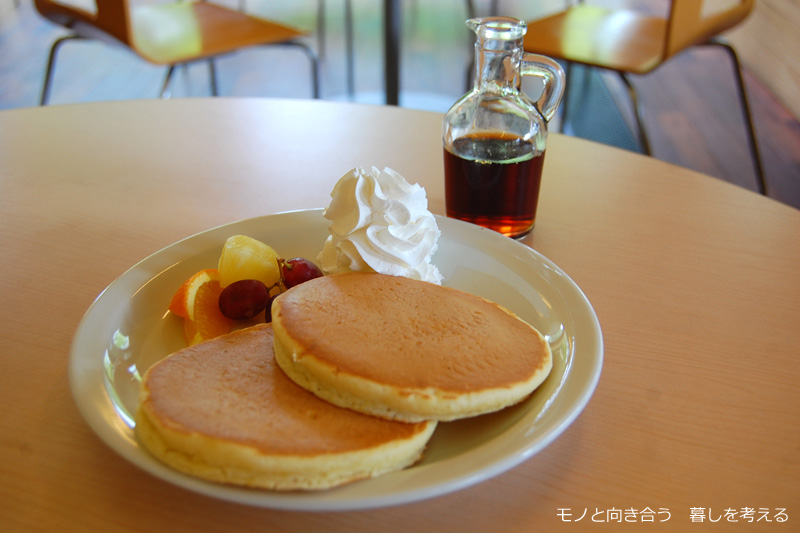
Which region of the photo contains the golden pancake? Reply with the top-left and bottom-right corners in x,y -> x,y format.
272,272 -> 552,422
135,324 -> 436,491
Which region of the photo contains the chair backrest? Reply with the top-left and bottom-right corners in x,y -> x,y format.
34,0 -> 132,45
664,0 -> 754,60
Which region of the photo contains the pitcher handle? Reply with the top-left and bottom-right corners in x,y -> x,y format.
521,54 -> 566,122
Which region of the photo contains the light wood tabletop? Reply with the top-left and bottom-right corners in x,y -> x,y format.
1,98 -> 797,531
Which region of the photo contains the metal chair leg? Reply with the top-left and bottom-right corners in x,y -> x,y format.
558,61 -> 573,133
344,0 -> 355,98
40,35 -> 85,106
208,59 -> 219,97
160,65 -> 177,99
308,47 -> 321,99
618,71 -> 652,155
706,38 -> 767,196
299,44 -> 320,99
316,0 -> 326,72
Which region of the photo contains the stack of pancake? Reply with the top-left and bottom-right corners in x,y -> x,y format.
136,272 -> 552,491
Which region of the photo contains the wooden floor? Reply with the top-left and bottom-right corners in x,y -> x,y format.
1,0 -> 798,209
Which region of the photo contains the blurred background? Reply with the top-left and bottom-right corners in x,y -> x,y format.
1,0 -> 798,208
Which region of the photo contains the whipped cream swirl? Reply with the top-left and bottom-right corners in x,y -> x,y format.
317,166 -> 443,284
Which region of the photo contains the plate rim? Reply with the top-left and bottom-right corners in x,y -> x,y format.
69,208 -> 603,511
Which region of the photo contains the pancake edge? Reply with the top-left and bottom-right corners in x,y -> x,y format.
272,314 -> 553,423
136,402 -> 436,490
134,326 -> 438,491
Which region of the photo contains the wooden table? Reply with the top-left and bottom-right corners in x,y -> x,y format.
1,99 -> 797,531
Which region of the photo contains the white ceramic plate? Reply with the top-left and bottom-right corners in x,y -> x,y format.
69,209 -> 602,511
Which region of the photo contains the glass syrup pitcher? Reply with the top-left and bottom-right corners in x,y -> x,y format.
443,16 -> 565,238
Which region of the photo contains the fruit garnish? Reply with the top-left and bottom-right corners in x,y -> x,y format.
170,268 -> 234,345
184,276 -> 233,345
218,279 -> 269,320
169,268 -> 219,320
280,257 -> 323,289
218,235 -> 281,290
169,242 -> 325,345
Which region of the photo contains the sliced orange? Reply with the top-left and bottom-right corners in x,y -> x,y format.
183,319 -> 204,347
182,278 -> 233,345
169,268 -> 233,345
169,268 -> 219,320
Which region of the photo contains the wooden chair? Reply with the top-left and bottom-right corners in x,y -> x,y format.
34,0 -> 319,104
520,0 -> 766,195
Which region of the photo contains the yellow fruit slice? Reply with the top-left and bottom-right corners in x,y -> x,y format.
218,235 -> 281,289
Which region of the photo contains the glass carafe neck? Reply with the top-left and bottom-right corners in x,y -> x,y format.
469,17 -> 527,94
474,46 -> 524,94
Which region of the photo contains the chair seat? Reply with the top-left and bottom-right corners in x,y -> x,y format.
523,5 -> 667,75
131,2 -> 306,65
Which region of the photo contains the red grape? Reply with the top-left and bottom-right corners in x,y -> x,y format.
218,279 -> 269,320
280,257 -> 323,289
